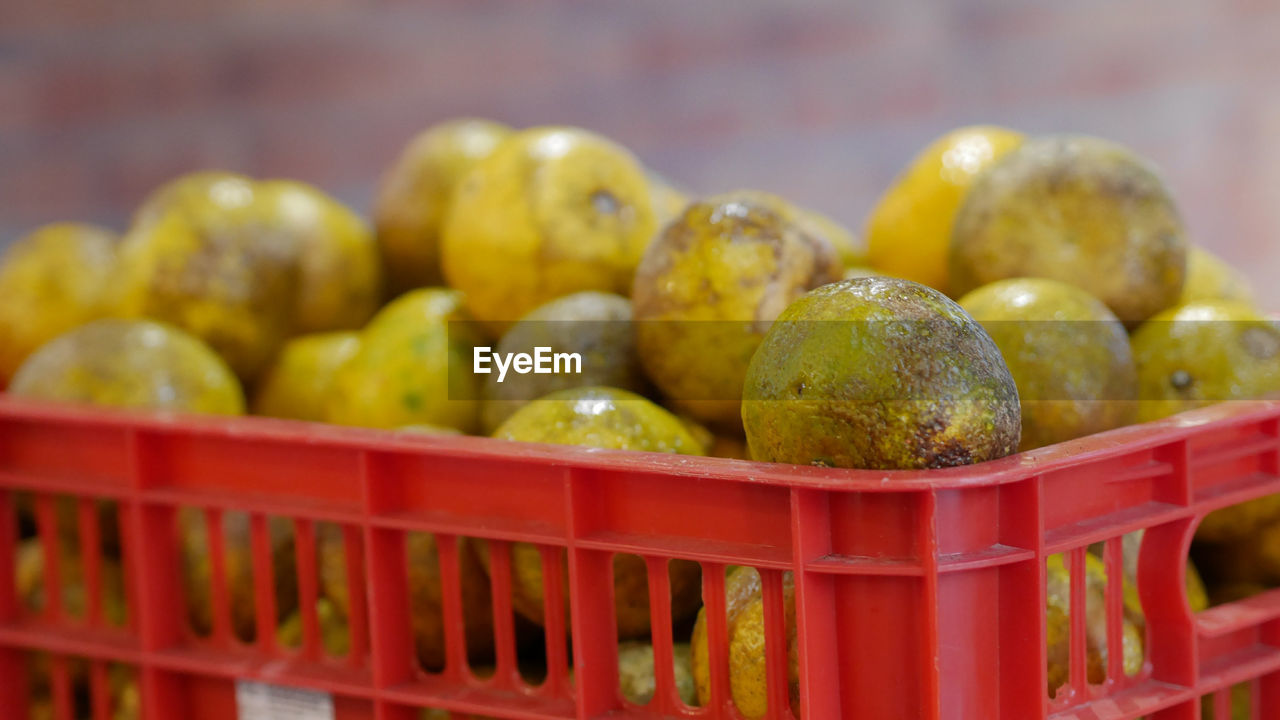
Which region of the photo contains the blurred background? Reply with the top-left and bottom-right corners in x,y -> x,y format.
2,0 -> 1277,304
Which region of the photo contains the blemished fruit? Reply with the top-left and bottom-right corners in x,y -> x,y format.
866,125 -> 1024,293
690,567 -> 798,719
743,277 -> 1021,469
0,222 -> 118,386
1180,246 -> 1255,306
118,173 -> 378,379
441,126 -> 658,336
489,387 -> 703,639
1131,300 -> 1280,423
632,191 -> 842,431
327,288 -> 482,431
958,278 -> 1137,450
258,179 -> 383,333
253,331 -> 361,422
9,319 -> 244,415
950,135 -> 1187,324
1045,553 -> 1143,698
376,118 -> 513,294
480,291 -> 648,433
317,525 -> 495,670
113,176 -> 300,380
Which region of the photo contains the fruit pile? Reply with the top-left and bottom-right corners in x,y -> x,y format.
2,119 -> 1276,718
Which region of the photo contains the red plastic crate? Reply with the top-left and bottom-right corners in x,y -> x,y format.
3,394 -> 1280,720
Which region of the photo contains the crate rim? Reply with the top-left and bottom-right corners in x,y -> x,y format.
3,394 -> 1275,493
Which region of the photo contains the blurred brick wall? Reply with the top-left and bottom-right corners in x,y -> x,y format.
2,0 -> 1277,304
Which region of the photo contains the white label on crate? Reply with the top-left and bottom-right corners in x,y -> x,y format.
235,680 -> 335,720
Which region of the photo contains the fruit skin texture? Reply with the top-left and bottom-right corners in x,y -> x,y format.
489,387 -> 703,639
1045,553 -> 1143,698
0,223 -> 118,386
480,291 -> 648,433
743,277 -> 1021,470
958,278 -> 1137,450
441,126 -> 657,336
253,331 -> 361,422
632,191 -> 842,431
327,288 -> 481,431
866,125 -> 1024,294
1180,245 -> 1255,306
950,135 -> 1188,324
258,179 -> 383,334
690,566 -> 798,719
9,319 -> 245,415
1131,300 -> 1280,423
375,118 -> 513,294
113,176 -> 300,381
118,173 -> 380,380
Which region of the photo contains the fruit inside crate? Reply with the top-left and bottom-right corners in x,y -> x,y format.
2,116 -> 1277,720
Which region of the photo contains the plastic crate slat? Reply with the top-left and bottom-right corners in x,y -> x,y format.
1047,679 -> 1192,719
937,542 -> 1037,573
1192,470 -> 1280,511
1189,432 -> 1280,469
203,507 -> 233,647
147,643 -> 377,697
371,510 -> 568,546
1043,502 -> 1189,554
51,653 -> 73,720
35,494 -> 64,623
433,533 -> 469,679
0,619 -> 139,659
804,553 -> 924,576
0,490 -> 18,621
537,543 -> 570,699
292,517 -> 322,661
575,530 -> 792,569
76,498 -> 104,627
378,678 -> 578,719
89,658 -> 109,720
341,523 -> 370,667
0,471 -> 134,499
142,487 -> 364,525
1199,643 -> 1280,694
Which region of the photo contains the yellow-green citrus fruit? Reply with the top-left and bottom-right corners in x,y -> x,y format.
632,191 -> 842,431
375,118 -> 513,294
0,223 -> 118,386
10,319 -> 244,415
743,276 -> 1021,469
327,288 -> 481,431
441,126 -> 657,336
253,331 -> 361,421
950,134 -> 1187,324
958,278 -> 1137,450
866,125 -> 1024,294
1131,301 -> 1280,422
